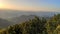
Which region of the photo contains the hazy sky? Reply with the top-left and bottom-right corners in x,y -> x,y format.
0,0 -> 60,11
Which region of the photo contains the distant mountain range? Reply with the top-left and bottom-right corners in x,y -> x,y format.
0,18 -> 13,28
0,9 -> 60,19
0,15 -> 36,28
8,15 -> 35,23
0,9 -> 60,28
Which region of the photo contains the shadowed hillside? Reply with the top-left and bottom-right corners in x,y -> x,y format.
0,14 -> 60,34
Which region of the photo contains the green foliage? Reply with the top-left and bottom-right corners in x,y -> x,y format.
46,14 -> 60,34
0,14 -> 60,34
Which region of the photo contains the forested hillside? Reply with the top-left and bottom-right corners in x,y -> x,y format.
0,14 -> 60,34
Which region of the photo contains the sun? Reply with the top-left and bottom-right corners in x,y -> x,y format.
0,0 -> 4,8
0,3 -> 3,8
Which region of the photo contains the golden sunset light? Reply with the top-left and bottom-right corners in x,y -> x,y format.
0,0 -> 60,34
0,0 -> 3,8
0,0 -> 60,11
0,0 -> 6,9
0,4 -> 5,9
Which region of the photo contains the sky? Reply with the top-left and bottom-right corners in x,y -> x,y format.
0,0 -> 60,11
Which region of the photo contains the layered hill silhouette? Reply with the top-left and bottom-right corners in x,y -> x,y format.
0,9 -> 60,34
8,15 -> 36,23
0,9 -> 59,19
0,15 -> 36,28
0,14 -> 60,34
0,18 -> 13,28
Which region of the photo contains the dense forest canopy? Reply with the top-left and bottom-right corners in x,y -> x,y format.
0,14 -> 60,34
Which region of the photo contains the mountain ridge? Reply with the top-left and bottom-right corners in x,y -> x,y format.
0,9 -> 59,19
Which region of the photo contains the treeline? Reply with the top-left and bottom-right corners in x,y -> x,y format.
0,14 -> 60,34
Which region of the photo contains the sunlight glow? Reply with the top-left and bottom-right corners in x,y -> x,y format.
0,3 -> 3,8
0,0 -> 4,8
0,0 -> 60,11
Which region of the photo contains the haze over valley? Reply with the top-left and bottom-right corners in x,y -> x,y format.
0,9 -> 60,28
0,0 -> 60,34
